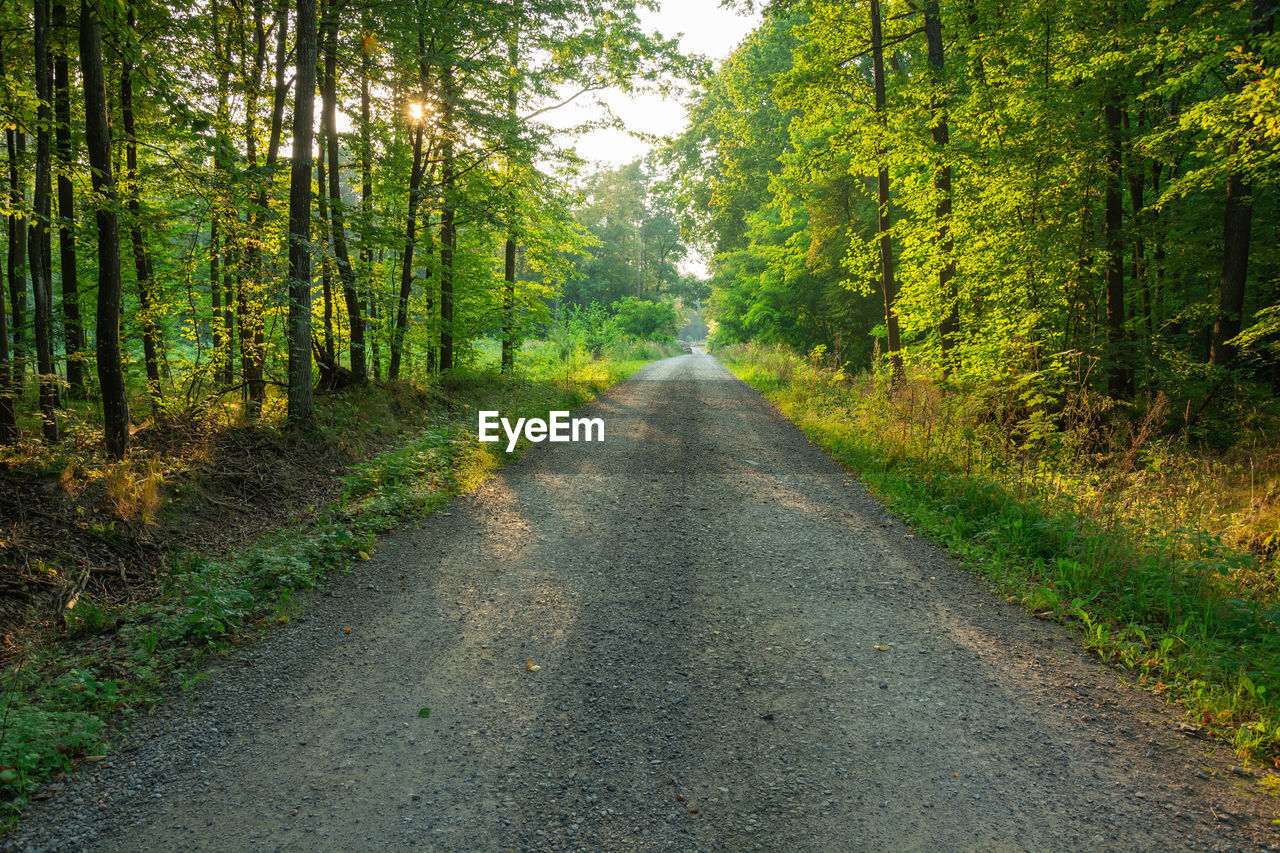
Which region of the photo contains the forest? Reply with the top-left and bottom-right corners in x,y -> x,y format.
673,0 -> 1278,416
3,0 -> 1280,828
0,0 -> 698,460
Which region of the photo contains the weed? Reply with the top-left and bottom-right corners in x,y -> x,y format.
722,343 -> 1280,760
101,460 -> 164,525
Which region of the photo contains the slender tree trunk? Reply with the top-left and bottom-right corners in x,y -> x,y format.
81,0 -> 129,458
287,0 -> 316,424
53,0 -> 84,399
210,213 -> 226,379
321,3 -> 366,381
423,227 -> 437,374
923,0 -> 957,378
1213,7 -> 1272,373
370,290 -> 381,380
235,0 -> 288,416
500,6 -> 527,364
1,39 -> 20,439
360,11 -> 375,380
0,151 -> 11,442
239,0 -> 268,415
122,4 -> 163,407
5,127 -> 27,394
0,31 -> 10,441
30,0 -> 59,442
439,59 -> 457,372
264,0 -> 290,170
1125,112 -> 1151,338
869,0 -> 902,379
317,130 -> 336,361
389,125 -> 424,380
211,0 -> 235,385
1151,158 -> 1165,330
0,238 -> 11,442
1103,95 -> 1129,397
1210,0 -> 1275,367
1210,169 -> 1252,368
501,0 -> 521,372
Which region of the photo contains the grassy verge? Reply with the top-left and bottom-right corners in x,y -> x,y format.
719,343 -> 1280,765
0,340 -> 669,825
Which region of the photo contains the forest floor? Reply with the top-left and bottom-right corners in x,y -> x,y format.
0,386 -> 415,637
6,353 -> 1280,851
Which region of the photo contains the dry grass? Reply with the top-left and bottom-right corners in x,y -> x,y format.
722,342 -> 1280,759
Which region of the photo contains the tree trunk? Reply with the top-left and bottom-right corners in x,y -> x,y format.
287,0 -> 316,424
439,60 -> 456,372
1209,0 -> 1275,368
211,0 -> 235,386
0,156 -> 11,443
321,3 -> 366,381
5,127 -> 27,394
210,213 -> 227,380
869,0 -> 902,379
318,129 -> 336,361
1209,168 -> 1252,368
501,0 -> 521,373
923,0 -> 957,377
81,0 -> 129,458
0,233 -> 11,442
1103,78 -> 1129,396
239,0 -> 267,415
360,10 -> 375,380
122,4 -> 163,407
0,36 -> 13,441
1151,158 -> 1165,331
389,124 -> 425,380
238,0 -> 288,416
53,0 -> 84,399
1125,112 -> 1151,338
30,0 -> 59,442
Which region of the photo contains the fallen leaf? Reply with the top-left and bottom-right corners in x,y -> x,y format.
358,551 -> 371,561
525,659 -> 541,672
418,707 -> 431,718
343,626 -> 352,634
874,644 -> 890,651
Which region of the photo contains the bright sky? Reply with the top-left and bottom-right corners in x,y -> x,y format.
538,0 -> 762,277
547,0 -> 762,168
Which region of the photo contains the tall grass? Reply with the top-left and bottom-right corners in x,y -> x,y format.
721,342 -> 1280,762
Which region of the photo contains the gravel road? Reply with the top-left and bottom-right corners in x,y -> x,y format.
9,354 -> 1280,852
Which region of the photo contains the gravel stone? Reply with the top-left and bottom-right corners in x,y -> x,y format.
6,354 -> 1279,851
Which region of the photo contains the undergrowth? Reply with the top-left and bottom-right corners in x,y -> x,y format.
0,340 -> 663,825
721,342 -> 1280,764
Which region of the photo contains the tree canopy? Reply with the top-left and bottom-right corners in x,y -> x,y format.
670,0 -> 1279,414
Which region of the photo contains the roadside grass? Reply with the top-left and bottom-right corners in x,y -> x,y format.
0,340 -> 668,825
720,342 -> 1280,765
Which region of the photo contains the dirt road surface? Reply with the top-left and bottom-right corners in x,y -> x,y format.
10,354 -> 1279,851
